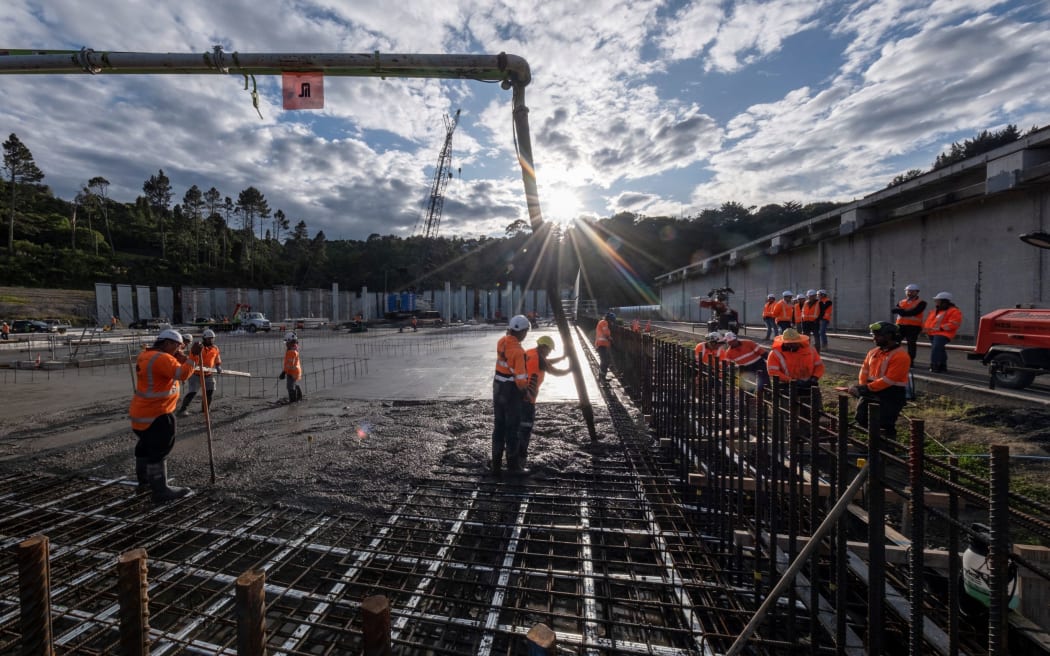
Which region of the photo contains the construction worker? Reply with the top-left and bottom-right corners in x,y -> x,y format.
517,335 -> 570,471
766,328 -> 824,404
493,315 -> 530,475
773,291 -> 795,333
279,331 -> 303,402
1,320 -> 9,340
848,321 -> 911,440
411,316 -> 418,332
694,331 -> 723,368
923,292 -> 963,373
719,332 -> 769,394
799,289 -> 821,351
892,284 -> 926,365
128,329 -> 196,503
631,318 -> 641,333
178,329 -> 222,416
762,293 -> 777,340
817,290 -> 833,350
595,312 -> 614,380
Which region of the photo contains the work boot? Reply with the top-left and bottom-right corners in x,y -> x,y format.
135,457 -> 149,493
507,456 -> 529,476
146,460 -> 193,504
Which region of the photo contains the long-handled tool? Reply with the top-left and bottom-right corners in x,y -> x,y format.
197,365 -> 217,484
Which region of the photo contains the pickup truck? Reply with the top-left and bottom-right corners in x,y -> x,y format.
240,312 -> 271,333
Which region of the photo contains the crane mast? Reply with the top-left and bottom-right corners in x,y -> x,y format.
419,109 -> 460,239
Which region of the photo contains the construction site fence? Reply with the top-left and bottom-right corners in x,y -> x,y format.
579,316 -> 1050,655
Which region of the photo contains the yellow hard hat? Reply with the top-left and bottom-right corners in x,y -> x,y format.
781,328 -> 804,342
537,336 -> 556,350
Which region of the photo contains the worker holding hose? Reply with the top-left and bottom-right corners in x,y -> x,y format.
516,335 -> 570,472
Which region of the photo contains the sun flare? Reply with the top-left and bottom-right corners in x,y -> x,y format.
542,185 -> 583,226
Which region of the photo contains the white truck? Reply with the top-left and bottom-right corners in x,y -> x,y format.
240,312 -> 271,333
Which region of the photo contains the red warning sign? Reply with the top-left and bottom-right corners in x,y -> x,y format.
282,72 -> 324,110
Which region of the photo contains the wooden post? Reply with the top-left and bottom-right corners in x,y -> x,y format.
17,535 -> 53,656
1015,545 -> 1050,630
361,595 -> 392,656
526,623 -> 557,655
116,548 -> 150,656
235,569 -> 266,655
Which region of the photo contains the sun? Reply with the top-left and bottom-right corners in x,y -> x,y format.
542,184 -> 583,226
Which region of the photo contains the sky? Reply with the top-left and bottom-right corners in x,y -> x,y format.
1,0 -> 1048,243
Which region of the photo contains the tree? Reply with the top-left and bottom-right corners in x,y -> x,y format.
273,208 -> 289,242
87,177 -> 114,251
3,133 -> 45,251
888,169 -> 924,188
183,185 -> 204,263
143,169 -> 172,258
235,186 -> 270,280
932,124 -> 1021,170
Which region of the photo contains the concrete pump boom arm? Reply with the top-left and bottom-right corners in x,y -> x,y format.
0,48 -> 531,85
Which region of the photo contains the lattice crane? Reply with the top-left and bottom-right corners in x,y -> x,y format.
417,109 -> 460,239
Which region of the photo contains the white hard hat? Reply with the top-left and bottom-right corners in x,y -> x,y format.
182,333 -> 193,343
806,289 -> 817,296
933,291 -> 953,301
720,331 -> 738,343
284,331 -> 298,342
157,329 -> 183,343
767,293 -> 776,299
202,329 -> 216,339
817,289 -> 828,296
508,314 -> 530,331
905,284 -> 920,292
782,290 -> 793,297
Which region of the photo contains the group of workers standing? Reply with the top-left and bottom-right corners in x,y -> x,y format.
127,328 -> 305,504
697,283 -> 963,440
491,314 -> 570,477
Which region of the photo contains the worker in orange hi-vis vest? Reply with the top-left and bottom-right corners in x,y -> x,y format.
762,293 -> 778,340
799,290 -> 822,351
493,315 -> 531,476
766,328 -> 824,406
595,312 -> 614,380
848,321 -> 911,440
772,291 -> 795,333
129,329 -> 197,504
694,332 -> 724,368
178,329 -> 223,416
817,290 -> 833,350
516,335 -> 570,471
892,284 -> 926,365
718,332 -> 769,395
923,292 -> 963,373
280,331 -> 304,402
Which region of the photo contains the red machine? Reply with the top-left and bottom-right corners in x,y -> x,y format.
967,308 -> 1050,389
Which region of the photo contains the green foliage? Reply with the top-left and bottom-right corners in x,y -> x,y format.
932,124 -> 1021,170
887,169 -> 924,188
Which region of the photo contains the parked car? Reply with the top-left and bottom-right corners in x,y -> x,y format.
44,318 -> 71,333
11,319 -> 52,333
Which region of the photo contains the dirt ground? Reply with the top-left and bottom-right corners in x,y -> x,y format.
0,330 -> 622,521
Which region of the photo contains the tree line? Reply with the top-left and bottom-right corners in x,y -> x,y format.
8,129 -> 977,309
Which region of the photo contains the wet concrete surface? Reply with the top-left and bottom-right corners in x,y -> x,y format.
0,325 -> 619,518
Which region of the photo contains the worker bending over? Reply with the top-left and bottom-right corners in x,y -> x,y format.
766,328 -> 824,405
516,335 -> 571,472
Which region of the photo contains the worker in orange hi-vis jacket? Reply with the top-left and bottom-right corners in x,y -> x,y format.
594,312 -> 614,380
493,315 -> 531,476
799,290 -> 822,351
718,332 -> 769,395
848,321 -> 911,440
129,329 -> 197,504
892,284 -> 926,365
772,291 -> 795,333
766,328 -> 824,405
280,331 -> 303,402
516,335 -> 570,471
762,294 -> 778,340
178,329 -> 223,416
923,291 -> 963,373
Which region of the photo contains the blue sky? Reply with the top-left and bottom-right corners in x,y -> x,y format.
1,0 -> 1048,242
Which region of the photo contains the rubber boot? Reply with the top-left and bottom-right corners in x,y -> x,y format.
135,457 -> 150,493
295,386 -> 303,402
147,460 -> 193,504
178,392 -> 196,416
